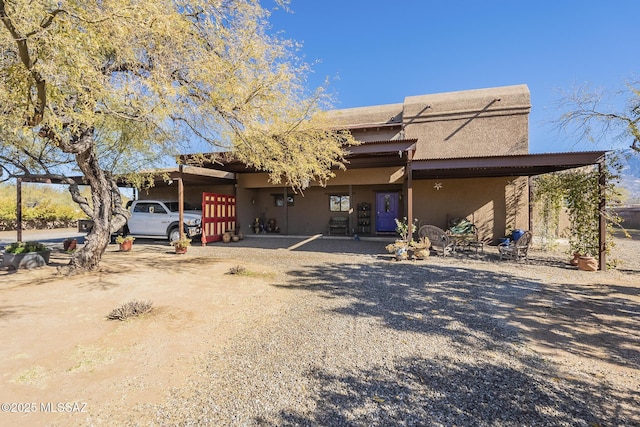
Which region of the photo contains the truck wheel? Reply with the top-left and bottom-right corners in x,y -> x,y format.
169,227 -> 181,242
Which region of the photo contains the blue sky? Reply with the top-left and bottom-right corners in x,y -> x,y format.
268,1 -> 639,153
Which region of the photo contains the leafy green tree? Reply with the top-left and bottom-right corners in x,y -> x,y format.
532,156 -> 625,267
0,0 -> 354,273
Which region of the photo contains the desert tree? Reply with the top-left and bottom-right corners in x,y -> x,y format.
557,81 -> 640,153
0,0 -> 355,273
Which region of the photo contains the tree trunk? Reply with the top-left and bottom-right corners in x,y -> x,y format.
61,131 -> 128,274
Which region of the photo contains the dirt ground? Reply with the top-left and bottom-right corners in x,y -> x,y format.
0,234 -> 638,426
0,242 -> 291,426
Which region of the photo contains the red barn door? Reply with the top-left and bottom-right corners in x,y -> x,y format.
201,193 -> 236,245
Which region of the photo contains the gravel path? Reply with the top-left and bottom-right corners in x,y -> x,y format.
148,237 -> 639,427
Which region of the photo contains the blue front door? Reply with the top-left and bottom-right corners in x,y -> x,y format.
376,192 -> 399,232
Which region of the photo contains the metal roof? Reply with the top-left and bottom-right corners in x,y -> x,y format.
180,144 -> 607,179
409,151 -> 607,179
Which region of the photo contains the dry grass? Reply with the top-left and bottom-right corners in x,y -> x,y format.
107,300 -> 153,321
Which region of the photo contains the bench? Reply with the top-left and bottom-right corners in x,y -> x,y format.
328,216 -> 349,235
447,218 -> 483,254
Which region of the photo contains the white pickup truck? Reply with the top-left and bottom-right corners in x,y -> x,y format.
121,200 -> 202,242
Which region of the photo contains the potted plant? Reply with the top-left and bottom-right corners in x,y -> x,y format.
385,240 -> 409,260
409,237 -> 431,259
578,254 -> 597,271
170,237 -> 191,254
394,217 -> 418,242
63,238 -> 77,252
115,235 -> 135,252
2,241 -> 51,269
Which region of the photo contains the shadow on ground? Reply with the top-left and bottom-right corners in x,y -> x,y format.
266,261 -> 639,425
263,355 -> 622,426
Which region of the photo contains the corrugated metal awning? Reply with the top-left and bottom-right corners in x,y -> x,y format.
409,151 -> 606,179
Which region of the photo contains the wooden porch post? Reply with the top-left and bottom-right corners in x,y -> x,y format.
348,184 -> 353,235
528,176 -> 534,232
284,186 -> 288,235
16,177 -> 23,242
178,165 -> 185,241
598,159 -> 607,271
406,149 -> 414,241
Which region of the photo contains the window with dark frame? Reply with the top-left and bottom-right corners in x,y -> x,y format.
329,195 -> 350,212
274,194 -> 294,207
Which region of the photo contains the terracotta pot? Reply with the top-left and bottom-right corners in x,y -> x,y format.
569,252 -> 581,266
175,246 -> 188,254
578,256 -> 597,271
63,239 -> 77,251
119,240 -> 133,252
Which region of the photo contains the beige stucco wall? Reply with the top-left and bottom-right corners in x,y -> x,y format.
329,85 -> 531,159
349,127 -> 402,142
404,85 -> 530,159
412,176 -> 529,242
613,206 -> 640,229
138,184 -> 235,206
406,113 -> 528,159
236,168 -> 405,235
234,169 -> 528,240
238,166 -> 407,189
327,103 -> 403,128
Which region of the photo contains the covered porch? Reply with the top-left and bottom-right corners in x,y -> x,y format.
181,145 -> 608,269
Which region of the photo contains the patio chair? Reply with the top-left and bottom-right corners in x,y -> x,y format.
418,225 -> 455,256
447,218 -> 483,253
498,230 -> 532,261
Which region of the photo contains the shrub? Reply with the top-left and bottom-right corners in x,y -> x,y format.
5,241 -> 48,254
115,235 -> 135,244
107,300 -> 153,321
227,265 -> 247,275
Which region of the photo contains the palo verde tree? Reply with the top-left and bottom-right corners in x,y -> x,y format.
0,0 -> 355,273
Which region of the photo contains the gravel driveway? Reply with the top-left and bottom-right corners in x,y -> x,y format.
150,236 -> 640,426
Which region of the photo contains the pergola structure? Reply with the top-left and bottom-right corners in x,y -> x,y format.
10,165 -> 234,242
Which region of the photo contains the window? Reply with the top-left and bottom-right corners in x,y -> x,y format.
149,203 -> 167,214
164,202 -> 201,212
330,195 -> 350,212
274,194 -> 294,207
132,202 -> 166,214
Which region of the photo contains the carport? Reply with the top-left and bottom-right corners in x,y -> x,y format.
11,165 -> 236,241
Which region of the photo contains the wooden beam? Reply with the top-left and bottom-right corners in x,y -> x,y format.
598,159 -> 607,270
406,147 -> 415,241
16,178 -> 23,242
178,165 -> 184,242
